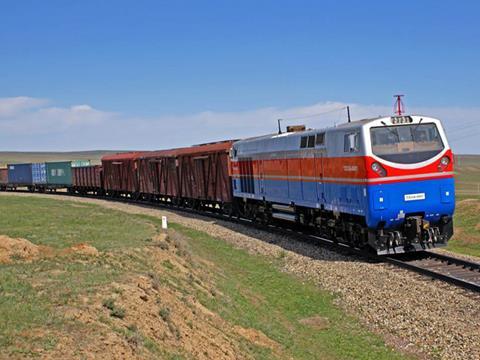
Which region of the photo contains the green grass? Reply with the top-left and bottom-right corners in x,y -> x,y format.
0,258 -> 125,352
173,224 -> 406,360
449,185 -> 480,257
0,196 -> 158,250
0,196 -> 158,355
446,155 -> 480,257
0,195 -> 408,359
447,197 -> 480,257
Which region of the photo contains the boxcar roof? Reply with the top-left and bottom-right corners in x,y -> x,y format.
102,151 -> 148,161
141,140 -> 234,159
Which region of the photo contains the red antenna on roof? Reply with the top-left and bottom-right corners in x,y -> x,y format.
393,94 -> 405,115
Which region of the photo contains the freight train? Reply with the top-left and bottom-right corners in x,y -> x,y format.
0,115 -> 455,254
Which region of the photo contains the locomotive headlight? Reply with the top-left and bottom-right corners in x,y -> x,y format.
438,156 -> 451,172
440,156 -> 450,166
371,162 -> 387,177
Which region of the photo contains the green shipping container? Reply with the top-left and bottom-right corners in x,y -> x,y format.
46,161 -> 72,186
71,160 -> 91,167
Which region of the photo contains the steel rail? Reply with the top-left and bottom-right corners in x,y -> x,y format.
424,251 -> 480,271
382,255 -> 480,293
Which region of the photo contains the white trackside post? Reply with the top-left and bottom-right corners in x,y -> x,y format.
162,216 -> 168,230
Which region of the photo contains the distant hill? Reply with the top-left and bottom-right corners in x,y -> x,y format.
0,151 -> 127,166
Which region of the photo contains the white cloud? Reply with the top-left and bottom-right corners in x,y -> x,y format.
0,98 -> 115,135
0,96 -> 48,117
0,96 -> 478,154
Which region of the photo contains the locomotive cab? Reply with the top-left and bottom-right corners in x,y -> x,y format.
363,115 -> 455,254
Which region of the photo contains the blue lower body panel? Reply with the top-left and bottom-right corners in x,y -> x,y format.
366,177 -> 455,229
233,176 -> 455,230
233,178 -> 368,216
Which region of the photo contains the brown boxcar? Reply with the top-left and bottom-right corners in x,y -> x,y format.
72,165 -> 103,192
0,168 -> 8,189
138,141 -> 234,204
101,152 -> 146,194
138,151 -> 179,198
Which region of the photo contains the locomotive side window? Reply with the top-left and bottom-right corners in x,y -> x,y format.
344,132 -> 360,153
315,133 -> 325,146
370,123 -> 444,163
307,135 -> 315,148
300,136 -> 308,148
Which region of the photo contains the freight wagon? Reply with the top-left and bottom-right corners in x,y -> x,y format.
45,161 -> 73,189
137,141 -> 234,209
71,165 -> 103,194
32,163 -> 47,187
0,168 -> 8,190
8,163 -> 33,189
71,160 -> 92,167
102,152 -> 145,196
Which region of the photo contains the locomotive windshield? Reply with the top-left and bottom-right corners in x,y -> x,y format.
370,123 -> 444,164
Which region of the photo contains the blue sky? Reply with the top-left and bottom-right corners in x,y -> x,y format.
1,0 -> 479,152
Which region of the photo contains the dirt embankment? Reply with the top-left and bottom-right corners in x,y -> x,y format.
1,231 -> 283,359
0,235 -> 98,264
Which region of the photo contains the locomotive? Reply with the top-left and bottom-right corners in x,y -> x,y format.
231,115 -> 454,254
0,114 -> 455,254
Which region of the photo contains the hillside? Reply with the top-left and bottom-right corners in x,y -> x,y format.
0,195 -> 404,359
0,151 -> 125,166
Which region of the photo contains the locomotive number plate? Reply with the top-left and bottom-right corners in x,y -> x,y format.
404,193 -> 426,201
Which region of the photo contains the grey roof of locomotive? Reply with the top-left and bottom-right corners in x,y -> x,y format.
232,117 -> 378,156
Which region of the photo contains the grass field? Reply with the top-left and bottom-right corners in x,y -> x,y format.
455,155 -> 480,196
444,155 -> 480,257
447,195 -> 480,257
0,195 -> 407,359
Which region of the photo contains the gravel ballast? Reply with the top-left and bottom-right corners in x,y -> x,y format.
2,193 -> 479,360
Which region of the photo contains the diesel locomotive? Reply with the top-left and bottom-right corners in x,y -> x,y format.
231,115 -> 454,254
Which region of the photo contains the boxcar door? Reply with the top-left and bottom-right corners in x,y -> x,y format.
194,157 -> 207,199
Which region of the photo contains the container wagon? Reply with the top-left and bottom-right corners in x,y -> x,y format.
32,163 -> 47,190
72,160 -> 92,167
8,163 -> 33,189
45,161 -> 73,189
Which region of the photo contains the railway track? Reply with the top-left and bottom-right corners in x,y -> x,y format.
383,251 -> 480,293
278,228 -> 480,293
3,189 -> 480,293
